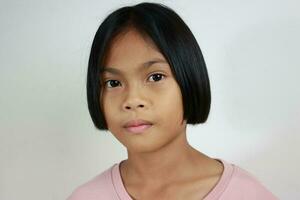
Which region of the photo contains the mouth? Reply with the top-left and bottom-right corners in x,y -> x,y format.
124,124 -> 153,134
123,119 -> 153,134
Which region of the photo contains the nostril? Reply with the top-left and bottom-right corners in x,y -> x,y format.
124,104 -> 144,109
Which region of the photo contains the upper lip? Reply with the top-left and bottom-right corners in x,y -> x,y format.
123,119 -> 153,128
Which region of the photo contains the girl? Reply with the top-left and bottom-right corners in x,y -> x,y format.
67,2 -> 278,200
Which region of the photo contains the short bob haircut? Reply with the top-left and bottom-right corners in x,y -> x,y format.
87,2 -> 211,130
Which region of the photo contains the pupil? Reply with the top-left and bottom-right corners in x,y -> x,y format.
111,80 -> 119,87
153,74 -> 161,81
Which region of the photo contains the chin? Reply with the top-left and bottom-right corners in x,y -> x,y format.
126,139 -> 169,154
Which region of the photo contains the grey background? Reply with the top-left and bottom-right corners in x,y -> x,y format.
0,0 -> 299,199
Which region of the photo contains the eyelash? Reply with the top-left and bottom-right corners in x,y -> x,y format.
103,73 -> 166,88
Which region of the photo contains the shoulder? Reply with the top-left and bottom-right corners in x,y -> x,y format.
231,165 -> 270,190
223,162 -> 278,199
66,164 -> 119,200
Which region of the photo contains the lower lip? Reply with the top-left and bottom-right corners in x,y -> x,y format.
125,124 -> 152,134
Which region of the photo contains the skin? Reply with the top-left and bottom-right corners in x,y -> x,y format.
100,28 -> 224,200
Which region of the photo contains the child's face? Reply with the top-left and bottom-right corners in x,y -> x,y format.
100,29 -> 187,153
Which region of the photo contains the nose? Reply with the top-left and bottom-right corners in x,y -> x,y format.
122,86 -> 148,111
124,103 -> 145,110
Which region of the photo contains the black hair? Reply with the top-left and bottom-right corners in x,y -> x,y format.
87,2 -> 211,130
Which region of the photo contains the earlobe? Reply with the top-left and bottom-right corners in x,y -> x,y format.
181,118 -> 187,125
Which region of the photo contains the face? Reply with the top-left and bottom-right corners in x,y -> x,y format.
100,29 -> 187,153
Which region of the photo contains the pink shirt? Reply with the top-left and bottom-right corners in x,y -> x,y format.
67,158 -> 278,200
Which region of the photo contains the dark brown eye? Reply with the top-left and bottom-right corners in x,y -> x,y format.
149,73 -> 165,82
104,80 -> 121,88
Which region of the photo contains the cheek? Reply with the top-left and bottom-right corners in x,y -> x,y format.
162,82 -> 183,108
101,93 -> 119,127
157,86 -> 184,123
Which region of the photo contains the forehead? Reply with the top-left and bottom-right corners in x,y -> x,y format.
103,29 -> 165,68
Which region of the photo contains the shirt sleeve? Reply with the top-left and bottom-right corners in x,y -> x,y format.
220,165 -> 279,200
66,166 -> 121,200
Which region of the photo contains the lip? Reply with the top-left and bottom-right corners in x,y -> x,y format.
123,119 -> 153,134
123,119 -> 153,128
124,124 -> 152,134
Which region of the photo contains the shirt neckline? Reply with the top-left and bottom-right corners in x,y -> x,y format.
111,158 -> 234,200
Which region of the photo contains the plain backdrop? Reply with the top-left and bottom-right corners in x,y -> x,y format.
0,0 -> 299,199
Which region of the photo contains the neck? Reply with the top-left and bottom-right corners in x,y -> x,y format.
120,130 -> 210,187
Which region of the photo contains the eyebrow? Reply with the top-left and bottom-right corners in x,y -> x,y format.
100,58 -> 168,75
